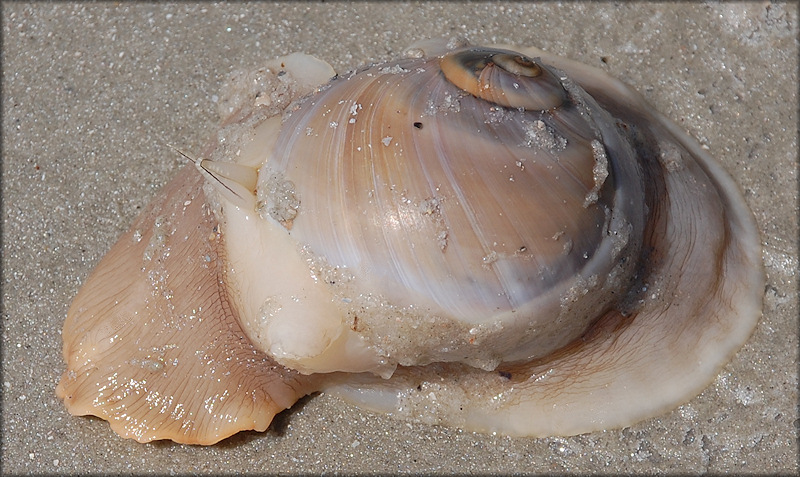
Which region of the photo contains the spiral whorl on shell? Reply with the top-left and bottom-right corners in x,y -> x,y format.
251,47 -> 647,371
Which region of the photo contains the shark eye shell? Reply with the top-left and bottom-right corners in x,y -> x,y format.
57,42 -> 763,444
247,46 -> 646,377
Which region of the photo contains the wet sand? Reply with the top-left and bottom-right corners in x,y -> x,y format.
3,3 -> 797,474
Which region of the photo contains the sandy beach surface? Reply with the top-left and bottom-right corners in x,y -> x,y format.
3,3 -> 797,474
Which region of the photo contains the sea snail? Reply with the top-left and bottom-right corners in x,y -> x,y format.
57,40 -> 764,444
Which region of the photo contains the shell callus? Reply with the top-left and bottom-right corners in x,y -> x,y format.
58,41 -> 763,443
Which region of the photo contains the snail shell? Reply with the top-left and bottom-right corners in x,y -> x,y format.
57,40 -> 763,443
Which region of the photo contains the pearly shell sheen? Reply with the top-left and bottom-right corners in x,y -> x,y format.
57,40 -> 763,444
